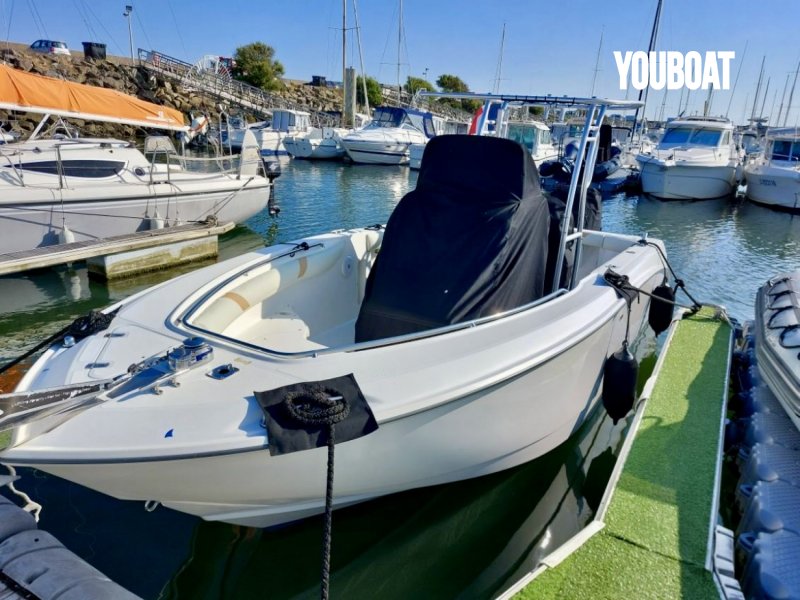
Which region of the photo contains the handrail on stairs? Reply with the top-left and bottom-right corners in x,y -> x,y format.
137,49 -> 340,128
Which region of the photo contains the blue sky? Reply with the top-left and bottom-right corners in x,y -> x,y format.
2,0 -> 799,125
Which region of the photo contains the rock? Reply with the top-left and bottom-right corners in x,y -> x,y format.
17,57 -> 34,72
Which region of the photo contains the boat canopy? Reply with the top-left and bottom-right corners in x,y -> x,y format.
0,64 -> 186,131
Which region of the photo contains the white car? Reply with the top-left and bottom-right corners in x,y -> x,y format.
29,39 -> 71,56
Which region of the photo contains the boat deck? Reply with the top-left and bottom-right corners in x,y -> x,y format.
0,221 -> 234,276
509,308 -> 733,599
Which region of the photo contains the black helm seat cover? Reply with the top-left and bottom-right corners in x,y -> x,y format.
355,134 -> 551,343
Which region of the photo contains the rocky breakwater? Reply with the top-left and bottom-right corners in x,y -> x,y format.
0,47 -> 345,140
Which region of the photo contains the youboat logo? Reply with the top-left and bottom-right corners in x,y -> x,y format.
613,51 -> 735,91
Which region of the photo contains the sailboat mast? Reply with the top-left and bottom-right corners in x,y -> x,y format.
342,0 -> 347,116
397,0 -> 403,100
352,0 -> 370,115
725,40 -> 747,118
776,73 -> 790,126
768,86 -> 778,126
758,77 -> 770,121
493,22 -> 506,94
590,27 -> 604,97
750,56 -> 765,123
783,59 -> 800,127
633,0 -> 663,136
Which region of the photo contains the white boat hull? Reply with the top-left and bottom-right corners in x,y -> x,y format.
283,137 -> 344,160
1,228 -> 664,527
255,130 -> 289,157
409,143 -> 424,170
0,137 -> 271,255
638,159 -> 737,200
0,185 -> 269,255
343,139 -> 411,165
744,163 -> 800,212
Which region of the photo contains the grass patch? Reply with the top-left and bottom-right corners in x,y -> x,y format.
518,309 -> 730,599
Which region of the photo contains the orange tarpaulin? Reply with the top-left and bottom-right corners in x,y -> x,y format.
0,63 -> 187,131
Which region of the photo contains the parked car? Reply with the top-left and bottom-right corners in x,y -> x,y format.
29,40 -> 70,56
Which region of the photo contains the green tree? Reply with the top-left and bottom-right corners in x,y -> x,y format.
405,76 -> 435,96
232,42 -> 285,91
436,73 -> 480,112
436,74 -> 469,93
356,75 -> 383,108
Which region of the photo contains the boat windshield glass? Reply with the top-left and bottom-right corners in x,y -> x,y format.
506,124 -> 537,153
370,109 -> 404,128
771,140 -> 800,161
568,125 -> 584,137
661,127 -> 722,146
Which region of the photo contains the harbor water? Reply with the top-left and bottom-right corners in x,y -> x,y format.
1,159 -> 798,599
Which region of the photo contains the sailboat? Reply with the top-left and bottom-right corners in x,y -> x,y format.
0,93 -> 668,528
341,0 -> 436,165
0,64 -> 272,255
283,0 -> 361,161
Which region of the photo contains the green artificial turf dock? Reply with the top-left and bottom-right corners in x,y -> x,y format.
517,309 -> 731,599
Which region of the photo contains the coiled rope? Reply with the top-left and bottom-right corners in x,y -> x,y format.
284,388 -> 351,600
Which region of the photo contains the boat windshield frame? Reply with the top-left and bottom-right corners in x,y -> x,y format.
366,107 -> 435,137
659,127 -> 724,148
768,138 -> 800,162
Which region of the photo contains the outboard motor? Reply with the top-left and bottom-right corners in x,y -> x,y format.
262,159 -> 282,216
262,158 -> 282,182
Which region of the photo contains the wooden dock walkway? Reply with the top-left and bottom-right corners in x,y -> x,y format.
0,221 -> 235,277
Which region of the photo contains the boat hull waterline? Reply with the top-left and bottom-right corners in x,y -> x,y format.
1,228 -> 665,527
744,164 -> 800,212
637,159 -> 737,200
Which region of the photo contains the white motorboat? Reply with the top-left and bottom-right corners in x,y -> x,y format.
341,106 -> 434,165
0,95 -> 667,529
744,128 -> 800,212
754,272 -> 800,431
283,126 -> 347,160
408,117 -> 468,170
223,109 -> 311,157
506,120 -> 559,167
636,116 -> 740,200
0,64 -> 272,256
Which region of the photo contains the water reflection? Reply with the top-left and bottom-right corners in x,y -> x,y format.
158,403 -> 627,600
602,195 -> 800,321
